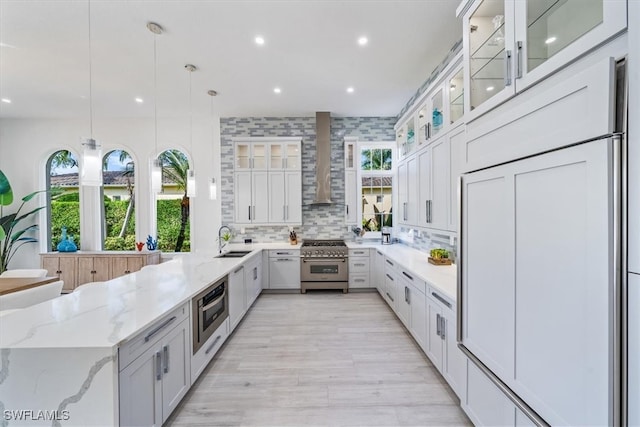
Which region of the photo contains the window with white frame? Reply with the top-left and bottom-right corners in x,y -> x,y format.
358,144 -> 394,235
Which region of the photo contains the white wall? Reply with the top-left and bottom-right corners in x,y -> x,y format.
0,116 -> 222,268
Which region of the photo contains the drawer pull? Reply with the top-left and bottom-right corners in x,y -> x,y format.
354,263 -> 366,267
385,274 -> 394,281
431,292 -> 452,308
145,316 -> 177,343
402,271 -> 413,281
163,345 -> 169,373
385,259 -> 393,266
205,336 -> 222,355
386,292 -> 394,302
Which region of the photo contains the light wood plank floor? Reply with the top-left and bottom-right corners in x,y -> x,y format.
167,292 -> 472,426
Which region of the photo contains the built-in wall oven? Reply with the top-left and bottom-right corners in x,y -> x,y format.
300,240 -> 349,293
192,276 -> 228,354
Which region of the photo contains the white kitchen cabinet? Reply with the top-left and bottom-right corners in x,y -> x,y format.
235,142 -> 267,170
397,156 -> 418,226
400,269 -> 427,352
374,250 -> 385,296
417,84 -> 446,148
448,125 -> 465,231
345,170 -> 358,225
460,0 -> 626,121
190,318 -> 228,383
426,295 -> 445,372
119,314 -> 190,426
629,273 -> 640,426
267,171 -> 302,225
464,360 -> 517,426
383,257 -> 398,311
449,65 -> 465,126
234,170 -> 269,224
268,250 -> 300,289
396,275 -> 411,329
396,116 -> 416,160
349,248 -> 371,289
430,134 -> 450,231
269,141 -> 301,170
461,137 -> 615,425
418,146 -> 432,227
228,264 -> 246,333
245,255 -> 262,307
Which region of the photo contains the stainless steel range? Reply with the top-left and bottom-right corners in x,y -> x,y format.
300,239 -> 349,293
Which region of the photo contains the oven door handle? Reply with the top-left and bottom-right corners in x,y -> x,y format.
201,292 -> 226,312
302,258 -> 346,263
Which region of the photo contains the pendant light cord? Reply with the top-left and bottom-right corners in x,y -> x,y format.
154,33 -> 158,156
88,0 -> 93,139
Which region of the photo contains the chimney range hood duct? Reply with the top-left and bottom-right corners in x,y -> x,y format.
312,111 -> 333,205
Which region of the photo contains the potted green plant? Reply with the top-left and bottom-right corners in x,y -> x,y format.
0,170 -> 51,273
429,248 -> 452,265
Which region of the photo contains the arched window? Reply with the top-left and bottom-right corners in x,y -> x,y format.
156,149 -> 191,252
102,150 -> 136,250
47,150 -> 80,251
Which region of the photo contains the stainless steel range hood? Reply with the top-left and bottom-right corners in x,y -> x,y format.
312,111 -> 333,205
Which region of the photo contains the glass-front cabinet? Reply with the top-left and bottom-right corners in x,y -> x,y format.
235,142 -> 267,170
460,0 -> 626,121
269,142 -> 301,170
344,138 -> 356,170
396,117 -> 416,160
449,67 -> 464,125
417,83 -> 446,146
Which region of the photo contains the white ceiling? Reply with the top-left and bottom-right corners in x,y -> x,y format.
0,0 -> 462,119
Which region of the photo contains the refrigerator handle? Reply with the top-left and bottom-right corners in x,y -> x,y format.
457,175 -> 463,343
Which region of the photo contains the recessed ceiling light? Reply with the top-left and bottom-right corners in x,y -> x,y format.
135,97 -> 144,103
273,87 -> 281,94
1,98 -> 11,104
486,86 -> 495,92
545,36 -> 557,44
346,87 -> 355,93
358,36 -> 368,46
255,36 -> 265,45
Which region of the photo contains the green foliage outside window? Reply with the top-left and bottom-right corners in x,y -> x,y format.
50,199 -> 190,252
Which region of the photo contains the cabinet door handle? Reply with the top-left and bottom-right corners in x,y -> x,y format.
163,345 -> 169,373
440,316 -> 446,340
402,271 -> 413,281
253,206 -> 256,220
286,205 -> 289,220
346,204 -> 349,215
56,270 -> 62,274
248,205 -> 251,221
429,200 -> 432,223
436,313 -> 441,337
253,267 -> 258,280
504,49 -> 513,86
283,205 -> 286,220
385,273 -> 394,281
403,202 -> 407,221
516,41 -> 523,79
385,259 -> 393,266
205,335 -> 222,355
155,351 -> 162,380
276,252 -> 291,255
386,292 -> 394,302
427,122 -> 431,139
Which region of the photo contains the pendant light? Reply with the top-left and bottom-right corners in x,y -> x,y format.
147,22 -> 163,194
81,0 -> 102,187
185,64 -> 197,197
207,89 -> 218,200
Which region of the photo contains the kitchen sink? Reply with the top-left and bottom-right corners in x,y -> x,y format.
217,250 -> 252,258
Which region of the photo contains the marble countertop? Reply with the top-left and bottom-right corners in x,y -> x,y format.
1,241 -> 455,351
0,243 -> 293,350
346,241 -> 457,302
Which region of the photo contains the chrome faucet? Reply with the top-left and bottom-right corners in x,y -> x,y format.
218,225 -> 232,254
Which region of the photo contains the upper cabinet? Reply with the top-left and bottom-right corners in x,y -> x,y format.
460,0 -> 626,121
235,140 -> 301,171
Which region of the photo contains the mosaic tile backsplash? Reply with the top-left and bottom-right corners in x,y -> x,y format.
220,116 -> 396,243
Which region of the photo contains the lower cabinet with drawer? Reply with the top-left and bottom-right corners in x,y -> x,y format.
191,318 -> 229,383
426,288 -> 467,400
268,249 -> 300,289
119,303 -> 191,426
349,249 -> 371,289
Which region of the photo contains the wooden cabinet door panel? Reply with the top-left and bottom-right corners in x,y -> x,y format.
58,257 -> 77,291
127,257 -> 144,274
110,257 -> 128,279
93,257 -> 110,281
77,257 -> 94,285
